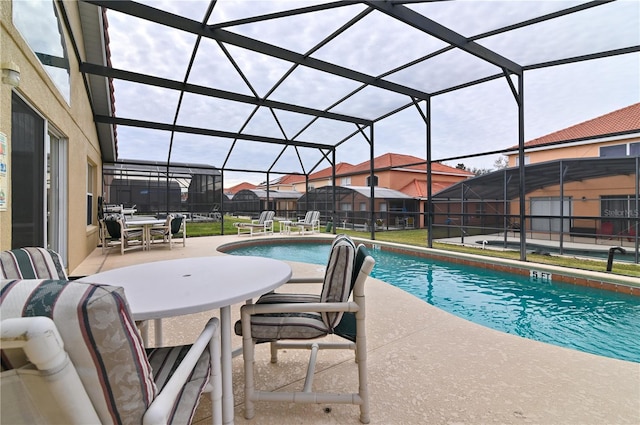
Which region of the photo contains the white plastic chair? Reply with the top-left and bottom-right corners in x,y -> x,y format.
234,235 -> 375,423
235,211 -> 275,236
1,278 -> 222,425
297,210 -> 320,234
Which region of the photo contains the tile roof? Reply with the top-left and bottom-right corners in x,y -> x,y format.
398,179 -> 456,198
272,153 -> 472,187
521,102 -> 640,148
340,153 -> 473,176
308,162 -> 355,180
225,181 -> 256,194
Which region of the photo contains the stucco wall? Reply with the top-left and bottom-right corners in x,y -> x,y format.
0,0 -> 104,273
507,135 -> 640,166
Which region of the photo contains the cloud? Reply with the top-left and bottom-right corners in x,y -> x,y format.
106,1 -> 640,185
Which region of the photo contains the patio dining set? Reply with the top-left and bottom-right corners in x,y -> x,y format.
99,211 -> 187,255
0,235 -> 376,424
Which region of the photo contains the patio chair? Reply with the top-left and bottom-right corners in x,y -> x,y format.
234,234 -> 376,423
102,214 -> 144,255
170,214 -> 187,247
1,247 -> 67,280
296,210 -> 320,234
235,210 -> 275,236
0,278 -> 222,425
150,214 -> 187,249
149,214 -> 174,246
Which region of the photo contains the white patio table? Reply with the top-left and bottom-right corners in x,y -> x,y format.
79,256 -> 292,425
125,218 -> 166,250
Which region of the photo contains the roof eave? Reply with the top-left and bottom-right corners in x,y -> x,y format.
78,1 -> 117,162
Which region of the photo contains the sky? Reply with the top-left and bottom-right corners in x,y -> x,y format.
104,0 -> 640,187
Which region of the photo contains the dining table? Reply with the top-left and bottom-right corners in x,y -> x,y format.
78,256 -> 292,425
125,218 -> 167,250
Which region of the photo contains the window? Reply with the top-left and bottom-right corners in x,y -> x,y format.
340,176 -> 351,186
366,175 -> 378,187
601,195 -> 638,235
359,202 -> 367,211
379,203 -> 387,212
340,203 -> 352,211
515,156 -> 530,166
600,144 -> 627,158
87,163 -> 95,225
13,1 -> 71,103
630,142 -> 640,156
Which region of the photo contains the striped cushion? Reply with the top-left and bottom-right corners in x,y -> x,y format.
234,310 -> 328,343
257,292 -> 321,304
234,293 -> 327,342
147,345 -> 211,425
0,248 -> 67,279
320,235 -> 355,329
1,279 -> 156,425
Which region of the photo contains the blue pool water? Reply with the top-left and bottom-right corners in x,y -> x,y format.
226,242 -> 640,363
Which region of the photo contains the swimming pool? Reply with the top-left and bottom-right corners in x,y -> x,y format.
224,241 -> 640,363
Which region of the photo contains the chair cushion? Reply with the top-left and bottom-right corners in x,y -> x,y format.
320,235 -> 355,329
171,214 -> 184,234
1,279 -> 157,425
147,345 -> 211,425
103,214 -> 122,239
234,311 -> 328,343
0,247 -> 67,280
257,292 -> 321,304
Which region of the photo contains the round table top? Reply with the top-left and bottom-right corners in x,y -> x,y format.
125,218 -> 167,225
79,256 -> 292,320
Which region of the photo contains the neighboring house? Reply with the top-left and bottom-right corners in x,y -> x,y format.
260,152 -> 473,228
505,103 -> 640,166
231,189 -> 302,218
434,103 -> 639,241
1,1 -> 114,272
264,153 -> 473,197
225,181 -> 257,198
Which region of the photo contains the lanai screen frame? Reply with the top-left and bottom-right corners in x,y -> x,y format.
74,0 -> 640,261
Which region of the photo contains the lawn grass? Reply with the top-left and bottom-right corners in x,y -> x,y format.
186,220 -> 640,278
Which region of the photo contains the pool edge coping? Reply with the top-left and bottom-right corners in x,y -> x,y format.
217,235 -> 639,296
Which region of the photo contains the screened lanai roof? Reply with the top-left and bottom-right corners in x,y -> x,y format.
73,0 -> 640,178
348,186 -> 413,200
432,157 -> 640,201
104,159 -> 221,179
237,189 -> 302,200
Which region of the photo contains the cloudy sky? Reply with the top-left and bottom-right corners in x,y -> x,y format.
104,0 -> 640,187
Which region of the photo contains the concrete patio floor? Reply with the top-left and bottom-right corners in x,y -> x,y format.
72,234 -> 640,425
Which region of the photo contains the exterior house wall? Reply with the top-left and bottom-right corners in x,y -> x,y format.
503,116 -> 639,239
509,174 -> 637,232
507,135 -> 640,166
0,0 -> 104,273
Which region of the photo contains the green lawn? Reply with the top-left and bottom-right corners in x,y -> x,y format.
186,220 -> 640,278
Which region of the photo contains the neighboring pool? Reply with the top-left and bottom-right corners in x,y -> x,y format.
479,240 -> 638,263
225,242 -> 640,363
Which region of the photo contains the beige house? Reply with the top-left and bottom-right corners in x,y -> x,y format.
504,103 -> 639,238
268,152 -> 473,196
1,1 -> 114,272
505,103 -> 640,166
433,103 -> 639,241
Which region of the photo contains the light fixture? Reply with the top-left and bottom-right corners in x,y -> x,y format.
1,61 -> 21,88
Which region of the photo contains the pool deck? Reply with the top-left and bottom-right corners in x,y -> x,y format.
72,234 -> 640,425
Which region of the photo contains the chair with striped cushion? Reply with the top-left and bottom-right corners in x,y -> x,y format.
0,247 -> 67,279
234,234 -> 376,423
296,210 -> 320,234
235,210 -> 275,236
0,279 -> 222,425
